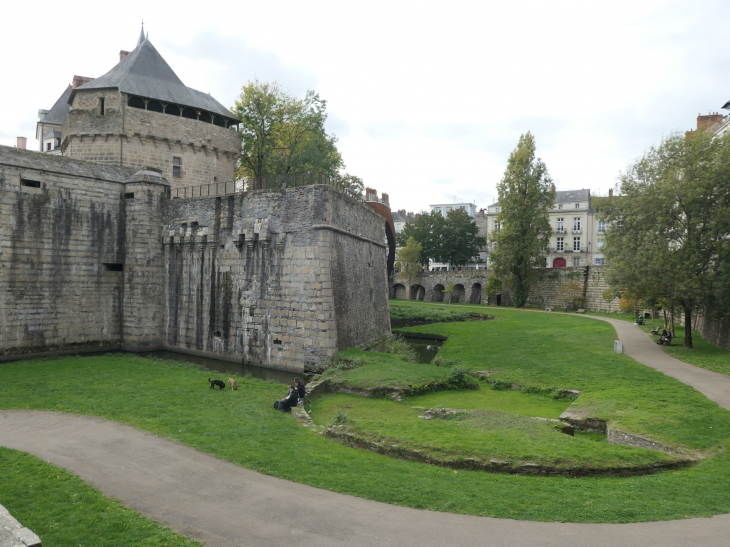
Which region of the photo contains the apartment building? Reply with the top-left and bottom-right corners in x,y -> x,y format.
479,189 -> 606,268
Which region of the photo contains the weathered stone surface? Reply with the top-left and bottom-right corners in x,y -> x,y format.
559,410 -> 608,433
0,146 -> 390,372
0,503 -> 42,547
391,266 -> 621,312
607,428 -> 682,454
62,90 -> 239,188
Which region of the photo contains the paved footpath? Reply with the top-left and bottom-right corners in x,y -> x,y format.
2,314 -> 730,547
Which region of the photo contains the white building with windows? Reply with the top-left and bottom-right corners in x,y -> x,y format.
479,189 -> 606,268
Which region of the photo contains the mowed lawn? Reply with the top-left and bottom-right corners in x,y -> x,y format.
0,303 -> 729,524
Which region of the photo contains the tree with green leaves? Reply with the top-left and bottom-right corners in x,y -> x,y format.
488,132 -> 554,307
395,237 -> 423,291
596,131 -> 730,349
435,209 -> 486,269
396,210 -> 446,267
231,80 -> 360,193
396,209 -> 484,269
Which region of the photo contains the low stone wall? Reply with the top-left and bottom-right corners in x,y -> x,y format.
323,426 -> 692,477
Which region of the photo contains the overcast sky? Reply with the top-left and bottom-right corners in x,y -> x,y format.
2,0 -> 728,212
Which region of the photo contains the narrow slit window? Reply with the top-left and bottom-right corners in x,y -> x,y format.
99,97 -> 105,116
102,263 -> 124,272
21,179 -> 41,188
124,192 -> 134,199
173,157 -> 182,178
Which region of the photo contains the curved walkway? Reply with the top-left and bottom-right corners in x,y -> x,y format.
2,314 -> 730,546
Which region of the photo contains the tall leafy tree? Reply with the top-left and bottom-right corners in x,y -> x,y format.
232,80 -> 359,189
435,209 -> 486,268
488,132 -> 554,307
396,210 -> 446,267
597,132 -> 730,349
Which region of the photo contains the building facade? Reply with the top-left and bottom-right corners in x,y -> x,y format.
479,189 -> 606,268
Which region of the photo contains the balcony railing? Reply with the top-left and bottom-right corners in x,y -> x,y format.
552,247 -> 588,253
572,228 -> 582,234
555,228 -> 566,234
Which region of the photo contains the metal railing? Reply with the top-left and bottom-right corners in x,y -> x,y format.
170,173 -> 365,203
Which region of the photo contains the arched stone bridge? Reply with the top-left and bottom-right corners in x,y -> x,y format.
391,271 -> 498,304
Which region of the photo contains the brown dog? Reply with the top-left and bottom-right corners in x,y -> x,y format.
227,378 -> 238,390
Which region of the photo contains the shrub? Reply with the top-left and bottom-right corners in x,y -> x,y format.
446,366 -> 479,390
330,409 -> 350,426
365,333 -> 416,362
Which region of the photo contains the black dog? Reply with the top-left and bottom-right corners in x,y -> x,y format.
208,378 -> 226,390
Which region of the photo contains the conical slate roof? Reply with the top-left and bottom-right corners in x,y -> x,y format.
70,35 -> 238,122
43,85 -> 73,125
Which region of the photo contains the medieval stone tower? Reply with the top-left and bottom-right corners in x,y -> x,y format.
61,30 -> 240,187
1,30 -> 392,372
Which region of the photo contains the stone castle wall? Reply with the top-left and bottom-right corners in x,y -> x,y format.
0,145 -> 390,372
161,187 -> 390,370
0,147 -> 135,357
62,90 -> 239,187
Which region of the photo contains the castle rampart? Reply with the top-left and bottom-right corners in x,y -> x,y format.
0,145 -> 390,371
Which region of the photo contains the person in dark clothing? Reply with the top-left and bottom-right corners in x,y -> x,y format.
278,385 -> 299,412
294,377 -> 306,401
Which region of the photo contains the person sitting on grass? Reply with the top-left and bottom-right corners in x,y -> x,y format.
276,385 -> 299,412
294,377 -> 306,403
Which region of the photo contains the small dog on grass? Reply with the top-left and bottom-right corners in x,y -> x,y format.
227,378 -> 238,390
208,378 -> 226,390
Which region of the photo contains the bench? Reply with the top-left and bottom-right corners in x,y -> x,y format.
576,309 -> 586,314
651,327 -> 660,335
544,307 -> 552,313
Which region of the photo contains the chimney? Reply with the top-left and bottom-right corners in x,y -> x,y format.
119,50 -> 130,62
608,189 -> 613,200
16,137 -> 27,149
72,75 -> 94,89
551,183 -> 556,195
381,192 -> 389,204
38,109 -> 49,121
398,209 -> 406,215
697,113 -> 723,132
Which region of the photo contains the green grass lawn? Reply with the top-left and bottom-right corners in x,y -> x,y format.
2,303 -> 730,523
309,393 -> 682,470
390,304 -> 490,325
0,447 -> 200,547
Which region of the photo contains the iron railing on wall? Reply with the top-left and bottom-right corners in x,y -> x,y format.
170,174 -> 364,203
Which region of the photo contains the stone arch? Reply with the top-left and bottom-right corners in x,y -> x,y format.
410,284 -> 426,301
432,284 -> 445,302
553,257 -> 567,268
392,283 -> 407,299
451,284 -> 465,303
470,283 -> 482,304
